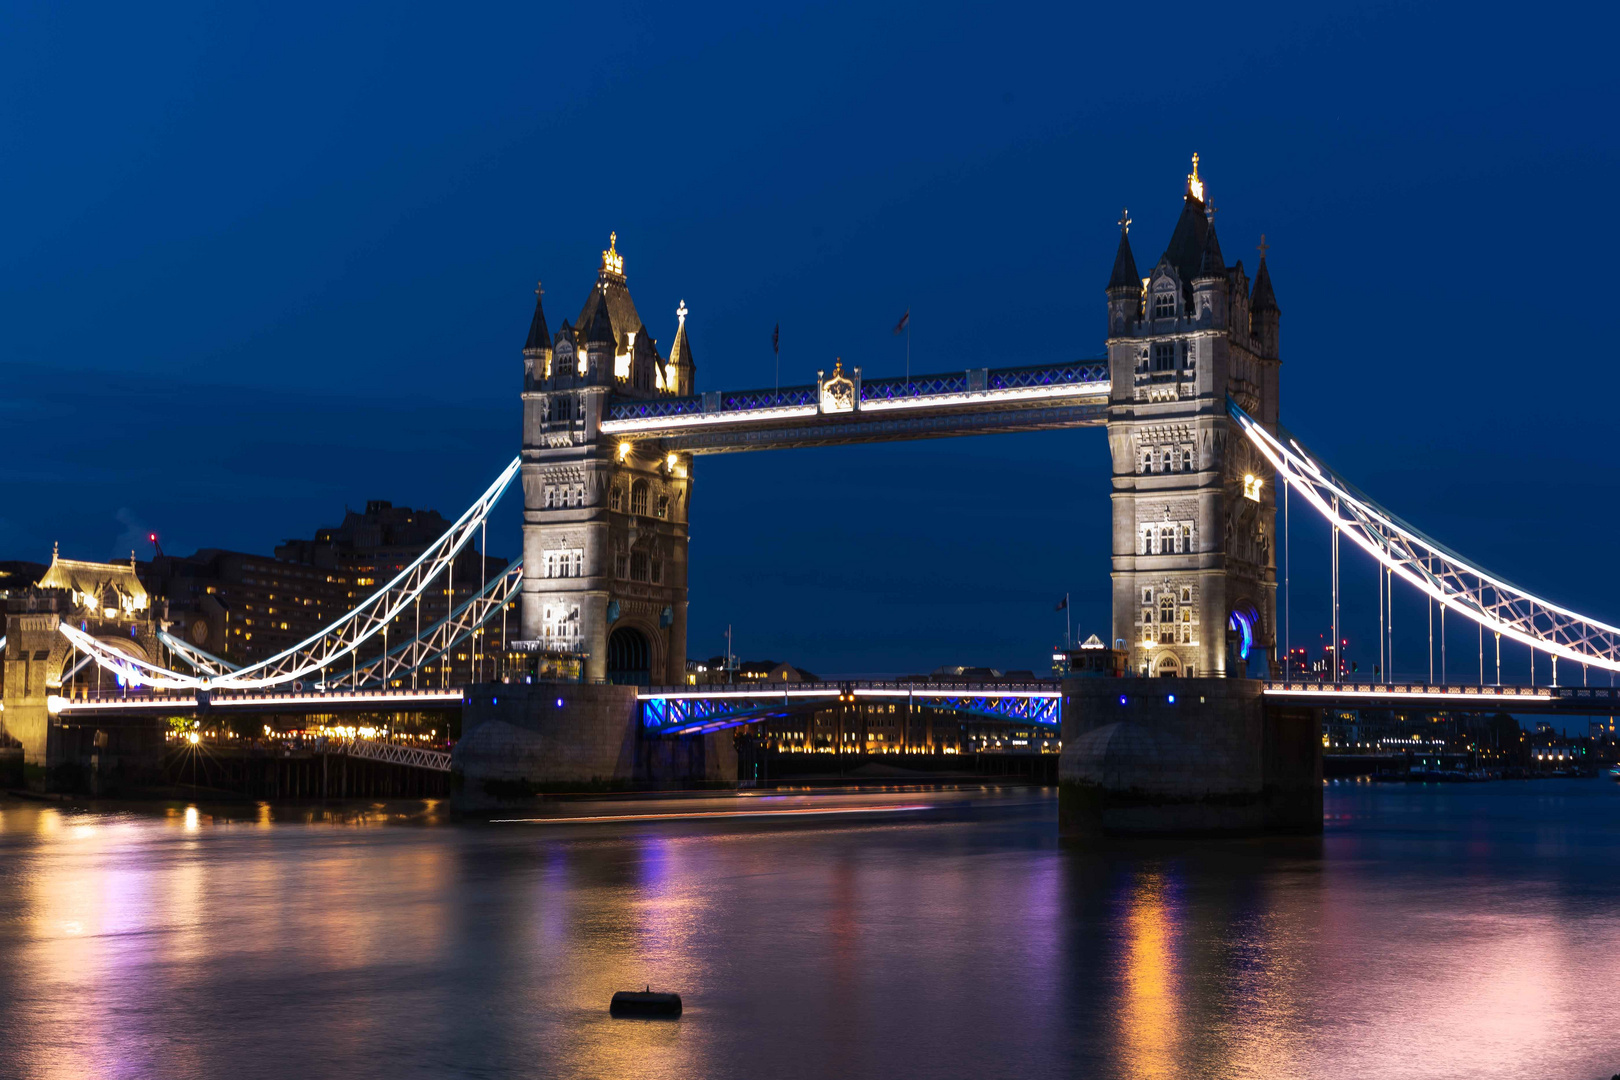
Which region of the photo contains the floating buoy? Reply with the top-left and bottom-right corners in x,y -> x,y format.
610,986 -> 682,1018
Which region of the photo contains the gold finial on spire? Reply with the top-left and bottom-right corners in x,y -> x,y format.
1118,207 -> 1131,234
535,280 -> 544,297
676,300 -> 688,325
601,231 -> 623,276
53,540 -> 59,560
1257,233 -> 1270,259
1186,152 -> 1205,202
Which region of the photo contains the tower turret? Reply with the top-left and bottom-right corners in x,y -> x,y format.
668,300 -> 696,396
523,282 -> 552,386
1106,210 -> 1141,338
1249,239 -> 1280,361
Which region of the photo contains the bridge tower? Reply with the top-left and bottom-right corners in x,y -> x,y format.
2,551 -> 163,769
519,235 -> 692,684
1105,158 -> 1281,677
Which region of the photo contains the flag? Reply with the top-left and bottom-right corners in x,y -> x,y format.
892,309 -> 910,335
1054,596 -> 1068,611
772,323 -> 779,355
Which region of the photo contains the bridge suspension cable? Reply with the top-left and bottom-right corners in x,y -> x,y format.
1230,399 -> 1620,675
325,559 -> 522,690
59,456 -> 522,691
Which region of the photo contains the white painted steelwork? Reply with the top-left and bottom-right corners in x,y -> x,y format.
1231,399 -> 1620,674
57,457 -> 521,691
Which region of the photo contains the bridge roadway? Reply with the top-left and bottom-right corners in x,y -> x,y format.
48,678 -> 1618,730
597,361 -> 1110,454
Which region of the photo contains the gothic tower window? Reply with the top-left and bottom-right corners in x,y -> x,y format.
1153,342 -> 1176,371
1182,448 -> 1193,471
630,552 -> 649,582
1159,527 -> 1174,554
1153,291 -> 1175,319
1159,597 -> 1176,643
1162,450 -> 1174,472
630,481 -> 649,516
610,487 -> 623,512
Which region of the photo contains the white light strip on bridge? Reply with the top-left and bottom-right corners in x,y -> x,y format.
57,697 -> 200,712
56,689 -> 465,713
859,382 -> 1107,414
1265,687 -> 1554,704
207,690 -> 465,708
601,405 -> 817,434
852,688 -> 1062,699
600,381 -> 1109,435
1232,404 -> 1620,674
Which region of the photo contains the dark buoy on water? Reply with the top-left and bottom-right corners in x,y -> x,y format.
610,986 -> 682,1018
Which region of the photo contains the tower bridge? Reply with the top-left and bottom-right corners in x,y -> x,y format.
10,157 -> 1620,830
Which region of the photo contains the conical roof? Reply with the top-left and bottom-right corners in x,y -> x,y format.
1160,194 -> 1210,287
669,314 -> 695,373
1107,228 -> 1140,291
523,286 -> 550,352
1251,256 -> 1279,313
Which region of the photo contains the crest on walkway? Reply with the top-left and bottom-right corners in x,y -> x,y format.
819,360 -> 857,413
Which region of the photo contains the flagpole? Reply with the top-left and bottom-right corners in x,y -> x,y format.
906,320 -> 911,382
1066,592 -> 1071,649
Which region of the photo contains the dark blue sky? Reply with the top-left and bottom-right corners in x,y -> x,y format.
4,0 -> 1617,679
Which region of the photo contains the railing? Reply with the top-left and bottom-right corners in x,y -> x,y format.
1264,681 -> 1619,707
638,680 -> 1063,734
336,737 -> 453,772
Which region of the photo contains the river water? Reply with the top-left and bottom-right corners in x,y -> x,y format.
2,780 -> 1619,1080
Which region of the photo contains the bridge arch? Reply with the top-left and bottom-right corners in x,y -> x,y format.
607,625 -> 654,686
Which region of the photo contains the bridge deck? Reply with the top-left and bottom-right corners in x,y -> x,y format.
600,361 -> 1109,454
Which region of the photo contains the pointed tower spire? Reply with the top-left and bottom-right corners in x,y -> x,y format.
1250,238 -> 1278,313
668,300 -> 696,396
1107,208 -> 1140,290
523,281 -> 551,352
1250,235 -> 1280,360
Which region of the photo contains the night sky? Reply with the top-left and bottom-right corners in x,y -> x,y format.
4,1 -> 1617,680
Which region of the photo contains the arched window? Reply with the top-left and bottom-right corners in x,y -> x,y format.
1180,525 -> 1192,552
1162,450 -> 1174,472
1159,527 -> 1174,553
1182,449 -> 1192,471
1142,531 -> 1153,555
610,487 -> 623,512
1159,597 -> 1176,643
630,481 -> 649,516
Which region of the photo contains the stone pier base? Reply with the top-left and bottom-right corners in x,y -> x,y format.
451,683 -> 736,812
1058,677 -> 1321,838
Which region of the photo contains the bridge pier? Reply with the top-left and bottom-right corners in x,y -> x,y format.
451,683 -> 736,812
1058,677 -> 1320,838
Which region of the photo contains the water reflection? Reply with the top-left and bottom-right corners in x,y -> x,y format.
1,784 -> 1619,1079
1115,870 -> 1184,1078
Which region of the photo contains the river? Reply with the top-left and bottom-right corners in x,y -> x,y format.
2,780 -> 1618,1080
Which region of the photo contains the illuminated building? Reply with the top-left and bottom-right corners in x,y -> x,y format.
1106,154 -> 1281,677
519,234 -> 693,685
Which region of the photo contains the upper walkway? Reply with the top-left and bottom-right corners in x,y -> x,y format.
599,360 -> 1109,453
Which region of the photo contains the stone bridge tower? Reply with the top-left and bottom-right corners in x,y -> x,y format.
1105,158 -> 1281,678
2,551 -> 163,768
519,234 -> 692,685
